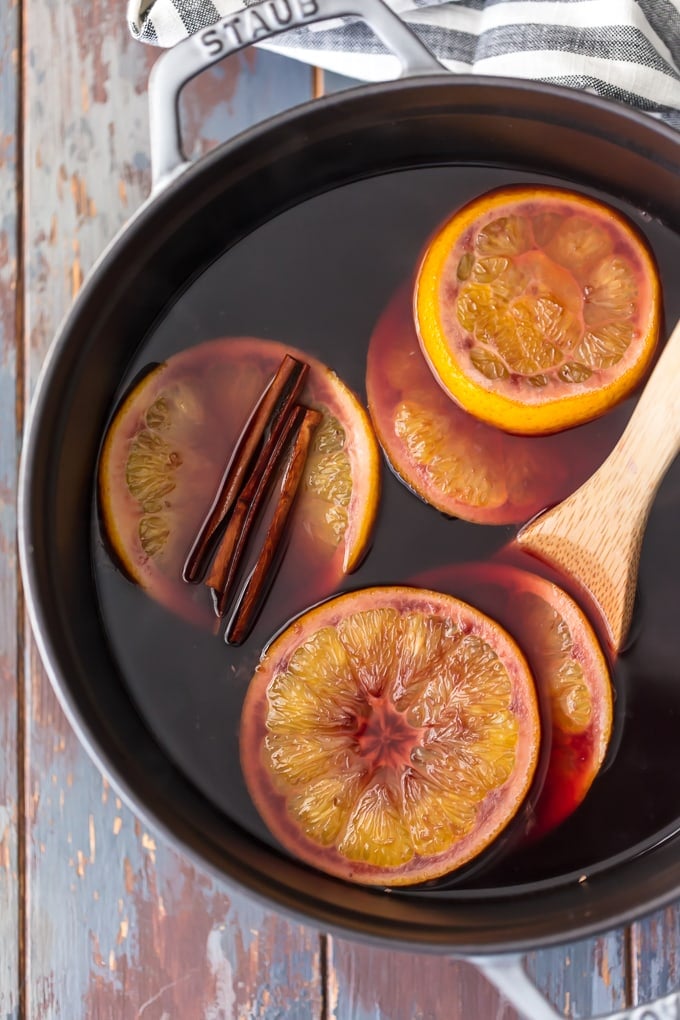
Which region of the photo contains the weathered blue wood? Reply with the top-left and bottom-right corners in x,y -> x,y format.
326,935 -> 627,1019
631,907 -> 680,1008
0,0 -> 21,1015
180,48 -> 316,161
26,746 -> 323,1017
22,1 -> 321,1013
525,937 -> 627,1019
323,69 -> 363,93
327,940 -> 517,1018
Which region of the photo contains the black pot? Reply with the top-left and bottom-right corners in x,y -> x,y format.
18,1 -> 680,1016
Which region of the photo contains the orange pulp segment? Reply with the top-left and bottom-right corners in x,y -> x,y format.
367,285 -> 634,525
98,337 -> 380,626
240,586 -> 541,886
415,185 -> 661,435
417,562 -> 613,840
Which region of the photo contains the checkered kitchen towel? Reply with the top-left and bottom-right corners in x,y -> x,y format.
128,0 -> 680,127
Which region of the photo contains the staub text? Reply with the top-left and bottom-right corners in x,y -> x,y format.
201,0 -> 321,54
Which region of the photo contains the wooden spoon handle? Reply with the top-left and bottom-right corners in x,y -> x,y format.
604,316 -> 680,495
517,318 -> 680,651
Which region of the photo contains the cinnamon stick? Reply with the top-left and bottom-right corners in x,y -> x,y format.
207,403 -> 306,612
225,406 -> 322,645
182,354 -> 308,583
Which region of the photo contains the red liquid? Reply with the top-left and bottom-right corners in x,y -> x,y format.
366,283 -> 634,526
92,165 -> 680,893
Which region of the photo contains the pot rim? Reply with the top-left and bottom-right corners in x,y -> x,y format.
18,73 -> 680,955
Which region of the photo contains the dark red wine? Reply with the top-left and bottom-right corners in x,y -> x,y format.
92,164 -> 680,894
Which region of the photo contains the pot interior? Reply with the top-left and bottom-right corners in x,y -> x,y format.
22,78 -> 680,952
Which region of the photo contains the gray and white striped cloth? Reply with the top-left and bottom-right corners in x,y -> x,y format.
128,0 -> 680,126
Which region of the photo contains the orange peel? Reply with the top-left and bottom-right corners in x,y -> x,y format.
98,337 -> 380,625
240,585 -> 541,886
415,185 -> 661,435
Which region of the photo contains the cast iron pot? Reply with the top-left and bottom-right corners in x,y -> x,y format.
18,1 -> 680,1016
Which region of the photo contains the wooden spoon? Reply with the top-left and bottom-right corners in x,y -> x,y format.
516,317 -> 680,654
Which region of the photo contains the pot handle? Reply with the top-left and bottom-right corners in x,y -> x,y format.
148,0 -> 444,189
472,953 -> 680,1020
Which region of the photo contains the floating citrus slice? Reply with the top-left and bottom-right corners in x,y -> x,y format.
415,185 -> 661,435
417,563 -> 613,839
240,586 -> 541,886
367,286 -> 632,524
99,337 -> 380,625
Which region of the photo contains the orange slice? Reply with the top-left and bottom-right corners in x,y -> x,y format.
240,586 -> 541,886
417,563 -> 613,839
415,185 -> 661,435
367,285 -> 632,525
98,337 -> 380,626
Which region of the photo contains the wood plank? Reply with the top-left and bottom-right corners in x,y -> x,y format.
328,933 -> 627,1019
27,758 -> 322,1018
22,1 -> 321,1013
526,936 -> 627,1018
327,940 -> 518,1018
0,0 -> 21,1014
631,907 -> 680,1008
180,48 -> 317,161
322,70 -> 362,94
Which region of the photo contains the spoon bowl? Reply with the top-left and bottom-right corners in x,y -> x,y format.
516,317 -> 680,654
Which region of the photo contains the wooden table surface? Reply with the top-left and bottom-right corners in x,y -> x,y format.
2,0 -> 679,1016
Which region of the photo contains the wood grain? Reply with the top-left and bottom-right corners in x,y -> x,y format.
526,937 -> 628,1018
630,907 -> 680,1009
326,934 -> 628,1019
21,0 -> 321,1015
327,941 -> 518,1019
0,0 -> 21,1015
180,47 -> 315,162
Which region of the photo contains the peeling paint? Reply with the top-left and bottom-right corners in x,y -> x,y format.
631,908 -> 680,1006
597,940 -> 612,988
527,937 -> 627,1019
70,239 -> 83,298
1,836 -> 11,871
0,81 -> 19,1006
141,832 -> 157,862
124,856 -> 135,894
179,50 -> 312,165
89,813 -> 96,862
206,927 -> 237,1019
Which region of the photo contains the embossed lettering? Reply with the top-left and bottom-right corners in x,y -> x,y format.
298,0 -> 319,15
201,28 -> 223,57
247,9 -> 271,39
200,0 -> 320,57
221,15 -> 244,45
269,0 -> 293,26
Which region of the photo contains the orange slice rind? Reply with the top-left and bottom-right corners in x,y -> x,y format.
240,585 -> 541,886
416,563 -> 613,840
415,186 -> 661,435
98,337 -> 380,625
366,286 -> 634,526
